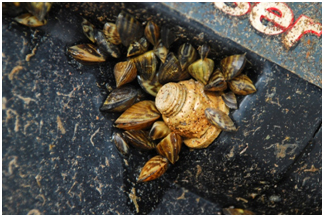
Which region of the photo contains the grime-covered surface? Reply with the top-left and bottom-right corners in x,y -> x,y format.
2,2 -> 322,215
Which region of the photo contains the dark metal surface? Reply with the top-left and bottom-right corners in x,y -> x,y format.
2,2 -> 322,215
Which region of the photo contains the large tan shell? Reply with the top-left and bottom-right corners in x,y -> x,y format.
155,79 -> 228,149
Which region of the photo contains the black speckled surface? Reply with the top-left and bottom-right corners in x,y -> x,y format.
2,2 -> 322,215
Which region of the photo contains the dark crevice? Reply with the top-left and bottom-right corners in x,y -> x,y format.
312,122 -> 322,139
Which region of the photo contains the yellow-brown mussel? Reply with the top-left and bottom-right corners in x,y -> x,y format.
123,130 -> 156,150
144,20 -> 160,46
24,2 -> 52,22
187,49 -> 214,85
94,30 -> 120,58
205,108 -> 237,132
14,13 -> 47,27
178,43 -> 197,71
157,52 -> 184,84
114,60 -> 137,88
127,37 -> 148,57
137,155 -> 169,183
132,50 -> 158,81
115,100 -> 161,130
222,91 -> 237,109
223,208 -> 255,215
103,22 -> 121,45
113,132 -> 130,156
156,132 -> 182,164
204,68 -> 227,92
100,85 -> 139,112
116,11 -> 143,47
153,39 -> 169,64
68,43 -> 105,63
137,75 -> 162,97
82,18 -> 96,43
149,121 -> 171,140
228,74 -> 256,95
221,53 -> 247,81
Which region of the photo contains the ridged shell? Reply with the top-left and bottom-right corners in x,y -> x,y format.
127,37 -> 148,57
221,53 -> 247,81
198,44 -> 210,60
123,130 -> 156,150
156,132 -> 182,164
137,75 -> 162,97
137,155 -> 169,183
205,108 -> 237,132
113,132 -> 129,156
82,18 -> 96,43
103,22 -> 121,45
116,11 -> 143,47
149,121 -> 171,140
222,91 -> 238,109
204,68 -> 227,91
14,13 -> 47,27
223,208 -> 255,215
157,52 -> 183,84
100,85 -> 138,112
161,26 -> 176,49
24,2 -> 52,21
178,43 -> 197,71
228,74 -> 256,95
132,50 -> 158,81
94,30 -> 120,58
153,39 -> 169,63
68,44 -> 105,63
114,60 -> 137,88
188,59 -> 214,85
144,20 -> 160,46
115,100 -> 161,130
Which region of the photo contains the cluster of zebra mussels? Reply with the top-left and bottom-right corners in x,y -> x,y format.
68,11 -> 256,183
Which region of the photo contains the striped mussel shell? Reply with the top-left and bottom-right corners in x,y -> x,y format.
82,18 -> 96,43
153,39 -> 169,64
103,22 -> 121,45
127,37 -> 148,57
137,74 -> 163,97
223,208 -> 255,215
222,91 -> 238,109
160,25 -> 176,49
228,74 -> 256,95
149,121 -> 171,140
24,2 -> 52,21
188,58 -> 214,85
205,108 -> 237,132
137,155 -> 169,183
14,13 -> 47,27
100,85 -> 138,112
156,132 -> 182,164
113,132 -> 129,156
132,50 -> 158,81
220,53 -> 247,81
204,68 -> 227,92
114,100 -> 161,130
157,52 -> 184,84
198,44 -> 210,60
144,20 -> 160,46
94,30 -> 120,58
178,43 -> 197,71
68,43 -> 105,63
114,60 -> 137,88
123,130 -> 156,150
116,11 -> 143,47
